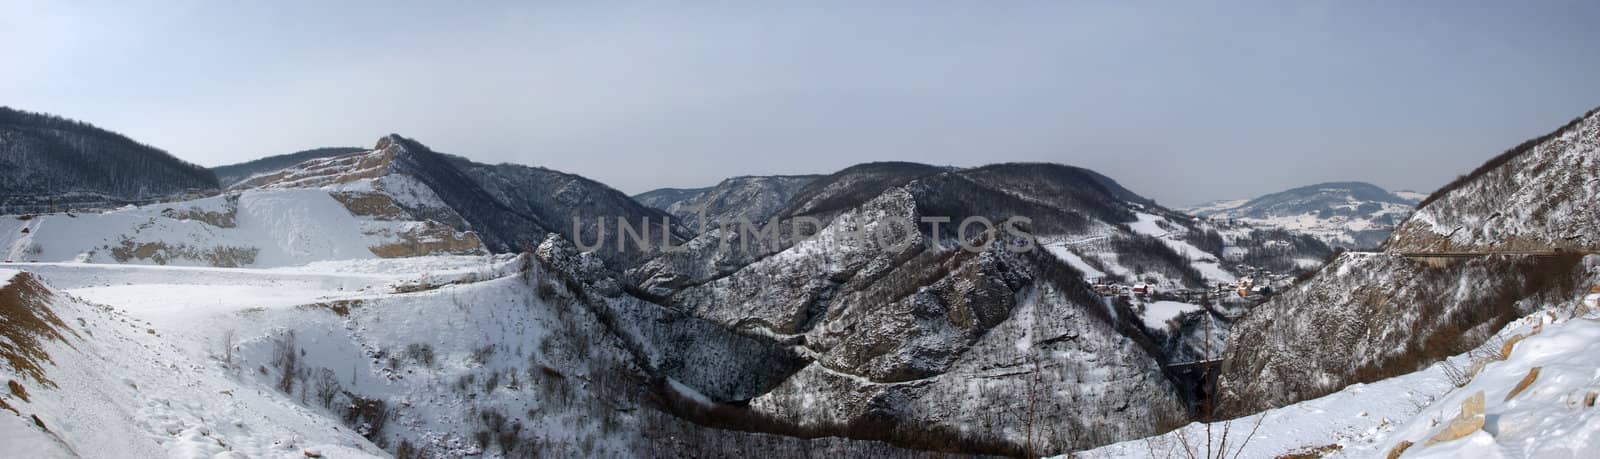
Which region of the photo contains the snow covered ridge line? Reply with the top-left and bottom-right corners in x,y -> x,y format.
570,211 -> 1039,254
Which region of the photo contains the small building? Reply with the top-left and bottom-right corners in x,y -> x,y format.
1235,277 -> 1254,297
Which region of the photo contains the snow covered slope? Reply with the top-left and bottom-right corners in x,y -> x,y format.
0,256 -> 916,458
0,267 -> 388,458
1390,107 -> 1600,253
0,185 -> 484,267
1187,182 -> 1419,249
1081,301 -> 1600,458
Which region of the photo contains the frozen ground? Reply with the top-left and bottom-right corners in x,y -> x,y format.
0,254 -> 552,458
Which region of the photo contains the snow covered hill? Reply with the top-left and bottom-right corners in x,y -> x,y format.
1,179 -> 485,267
635,174 -> 820,234
0,254 -> 922,457
1187,182 -> 1420,249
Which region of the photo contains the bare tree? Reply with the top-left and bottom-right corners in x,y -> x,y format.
217,329 -> 237,371
313,368 -> 341,409
271,331 -> 298,393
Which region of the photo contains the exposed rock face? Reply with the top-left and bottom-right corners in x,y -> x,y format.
1424,391 -> 1485,446
109,239 -> 261,267
1386,440 -> 1414,459
365,221 -> 484,258
1503,367 -> 1541,401
231,148 -> 397,190
1218,105 -> 1600,418
212,147 -> 365,187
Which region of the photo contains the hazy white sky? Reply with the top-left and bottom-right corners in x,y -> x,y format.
5,0 -> 1599,206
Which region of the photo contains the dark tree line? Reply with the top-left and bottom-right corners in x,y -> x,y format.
0,106 -> 218,206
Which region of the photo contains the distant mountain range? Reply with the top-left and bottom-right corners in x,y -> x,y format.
4,101 -> 1599,457
1185,182 -> 1422,249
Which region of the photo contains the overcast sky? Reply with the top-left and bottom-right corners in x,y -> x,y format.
5,1 -> 1599,206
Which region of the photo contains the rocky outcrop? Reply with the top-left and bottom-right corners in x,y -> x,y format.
212,147 -> 365,187
1424,391 -> 1485,446
1503,367 -> 1541,401
231,148 -> 397,190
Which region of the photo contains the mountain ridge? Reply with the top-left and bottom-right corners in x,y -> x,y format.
1186,181 -> 1419,249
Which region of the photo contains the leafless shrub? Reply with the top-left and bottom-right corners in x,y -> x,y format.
484,370 -> 501,393
403,343 -> 436,367
470,344 -> 496,365
270,331 -> 298,393
216,329 -> 237,370
343,396 -> 391,447
313,368 -> 341,409
1441,359 -> 1472,387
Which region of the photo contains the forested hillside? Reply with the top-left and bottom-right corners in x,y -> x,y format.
0,107 -> 217,212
